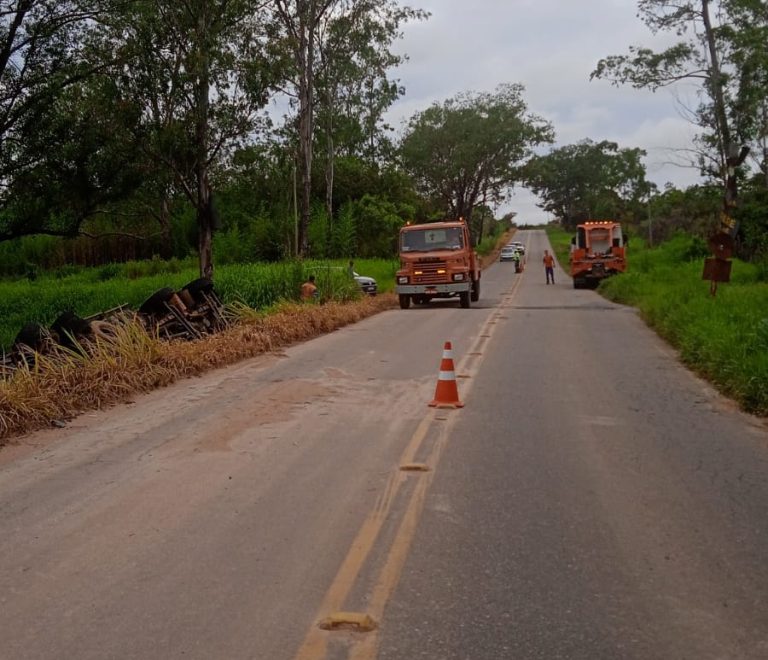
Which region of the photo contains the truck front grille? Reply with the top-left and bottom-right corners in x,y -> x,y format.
413,261 -> 448,284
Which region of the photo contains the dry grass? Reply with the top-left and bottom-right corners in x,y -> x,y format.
0,295 -> 397,443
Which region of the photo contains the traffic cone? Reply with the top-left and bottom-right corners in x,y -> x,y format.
429,341 -> 464,408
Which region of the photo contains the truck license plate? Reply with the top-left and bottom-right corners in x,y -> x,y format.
425,287 -> 437,294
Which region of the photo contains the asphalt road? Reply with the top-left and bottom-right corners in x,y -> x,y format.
1,230 -> 767,659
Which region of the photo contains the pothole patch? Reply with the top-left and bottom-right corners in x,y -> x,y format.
318,612 -> 377,632
400,463 -> 430,472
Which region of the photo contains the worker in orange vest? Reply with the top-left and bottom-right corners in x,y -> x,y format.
543,250 -> 556,285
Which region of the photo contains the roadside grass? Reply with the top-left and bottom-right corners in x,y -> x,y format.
0,295 -> 397,442
546,227 -> 768,416
0,238 -> 488,441
0,258 -> 397,351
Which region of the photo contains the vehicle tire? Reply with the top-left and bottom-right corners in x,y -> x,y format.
181,277 -> 215,306
572,278 -> 580,289
399,294 -> 411,309
90,320 -> 119,341
459,290 -> 471,308
470,279 -> 480,302
13,323 -> 49,352
51,311 -> 92,349
139,287 -> 175,316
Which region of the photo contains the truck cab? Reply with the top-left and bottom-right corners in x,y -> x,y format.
396,220 -> 481,309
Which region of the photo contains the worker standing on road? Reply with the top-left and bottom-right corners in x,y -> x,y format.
543,250 -> 556,285
301,275 -> 318,301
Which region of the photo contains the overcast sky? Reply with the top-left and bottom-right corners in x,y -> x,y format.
385,0 -> 706,224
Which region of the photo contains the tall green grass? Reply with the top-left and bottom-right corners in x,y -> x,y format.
0,258 -> 397,351
595,235 -> 768,415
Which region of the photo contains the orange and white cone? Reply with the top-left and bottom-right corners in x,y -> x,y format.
429,341 -> 464,408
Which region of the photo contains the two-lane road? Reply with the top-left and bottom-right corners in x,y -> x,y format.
1,230 -> 766,659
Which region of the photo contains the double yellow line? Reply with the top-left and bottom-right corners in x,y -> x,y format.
294,261 -> 526,660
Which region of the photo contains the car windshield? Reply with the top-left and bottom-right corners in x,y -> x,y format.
401,227 -> 464,252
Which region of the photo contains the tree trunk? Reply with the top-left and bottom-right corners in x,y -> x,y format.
701,0 -> 747,235
296,0 -> 314,257
159,194 -> 173,259
325,86 -> 335,247
196,4 -> 213,278
762,103 -> 768,187
367,77 -> 375,163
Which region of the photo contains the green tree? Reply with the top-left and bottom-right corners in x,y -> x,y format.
647,184 -> 721,243
110,0 -> 274,277
0,0 -> 121,240
315,1 -> 426,222
344,193 -> 402,256
1,77 -> 145,242
524,140 -> 650,230
270,0 -> 424,257
592,0 -> 758,236
735,176 -> 768,259
721,0 -> 768,187
399,83 -> 553,243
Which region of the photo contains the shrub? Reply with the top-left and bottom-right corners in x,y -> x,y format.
97,264 -> 121,281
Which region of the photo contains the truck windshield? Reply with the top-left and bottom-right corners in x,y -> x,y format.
401,227 -> 464,252
588,228 -> 611,254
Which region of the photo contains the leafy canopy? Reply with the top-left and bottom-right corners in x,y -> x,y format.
399,83 -> 553,237
524,139 -> 650,229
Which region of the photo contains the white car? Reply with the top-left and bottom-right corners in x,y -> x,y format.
500,246 -> 518,262
509,242 -> 526,255
353,272 -> 377,295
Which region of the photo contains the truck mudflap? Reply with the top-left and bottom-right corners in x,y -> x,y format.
396,282 -> 471,295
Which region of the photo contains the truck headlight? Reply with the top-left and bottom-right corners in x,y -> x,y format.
452,273 -> 465,282
397,276 -> 409,284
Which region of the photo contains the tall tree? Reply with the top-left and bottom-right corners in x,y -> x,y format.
524,140 -> 650,230
591,0 -> 754,236
271,0 -> 336,257
270,0 -> 424,256
108,0 -> 274,277
399,84 -> 553,242
315,1 -> 425,221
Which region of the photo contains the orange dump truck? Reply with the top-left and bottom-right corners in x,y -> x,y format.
570,220 -> 627,289
396,219 -> 481,309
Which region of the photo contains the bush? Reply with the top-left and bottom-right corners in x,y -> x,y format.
97,264 -> 121,281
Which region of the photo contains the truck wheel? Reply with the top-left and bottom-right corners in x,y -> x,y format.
470,279 -> 480,302
573,279 -> 581,289
399,294 -> 411,309
459,290 -> 471,308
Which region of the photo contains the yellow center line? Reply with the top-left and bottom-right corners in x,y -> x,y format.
348,399 -> 455,660
348,265 -> 527,660
293,265 -> 526,660
293,411 -> 437,659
